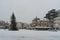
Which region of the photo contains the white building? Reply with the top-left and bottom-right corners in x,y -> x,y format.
54,17 -> 60,28
16,22 -> 29,29
16,22 -> 22,29
54,10 -> 60,29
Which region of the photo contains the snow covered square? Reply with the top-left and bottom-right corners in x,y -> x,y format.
0,29 -> 60,40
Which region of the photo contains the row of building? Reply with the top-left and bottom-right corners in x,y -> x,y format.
0,18 -> 48,29
0,20 -> 29,29
0,20 -> 9,29
0,9 -> 60,30
29,9 -> 60,30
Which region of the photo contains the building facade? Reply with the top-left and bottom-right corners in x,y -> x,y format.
54,10 -> 60,29
30,17 -> 48,27
40,19 -> 48,27
31,16 -> 40,27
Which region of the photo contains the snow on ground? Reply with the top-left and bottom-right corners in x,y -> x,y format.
0,29 -> 60,40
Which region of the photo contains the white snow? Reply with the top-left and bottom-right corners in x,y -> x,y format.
0,29 -> 60,40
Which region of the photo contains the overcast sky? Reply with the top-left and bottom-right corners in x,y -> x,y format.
0,0 -> 60,23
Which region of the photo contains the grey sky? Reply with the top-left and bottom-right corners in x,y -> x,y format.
0,0 -> 60,23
